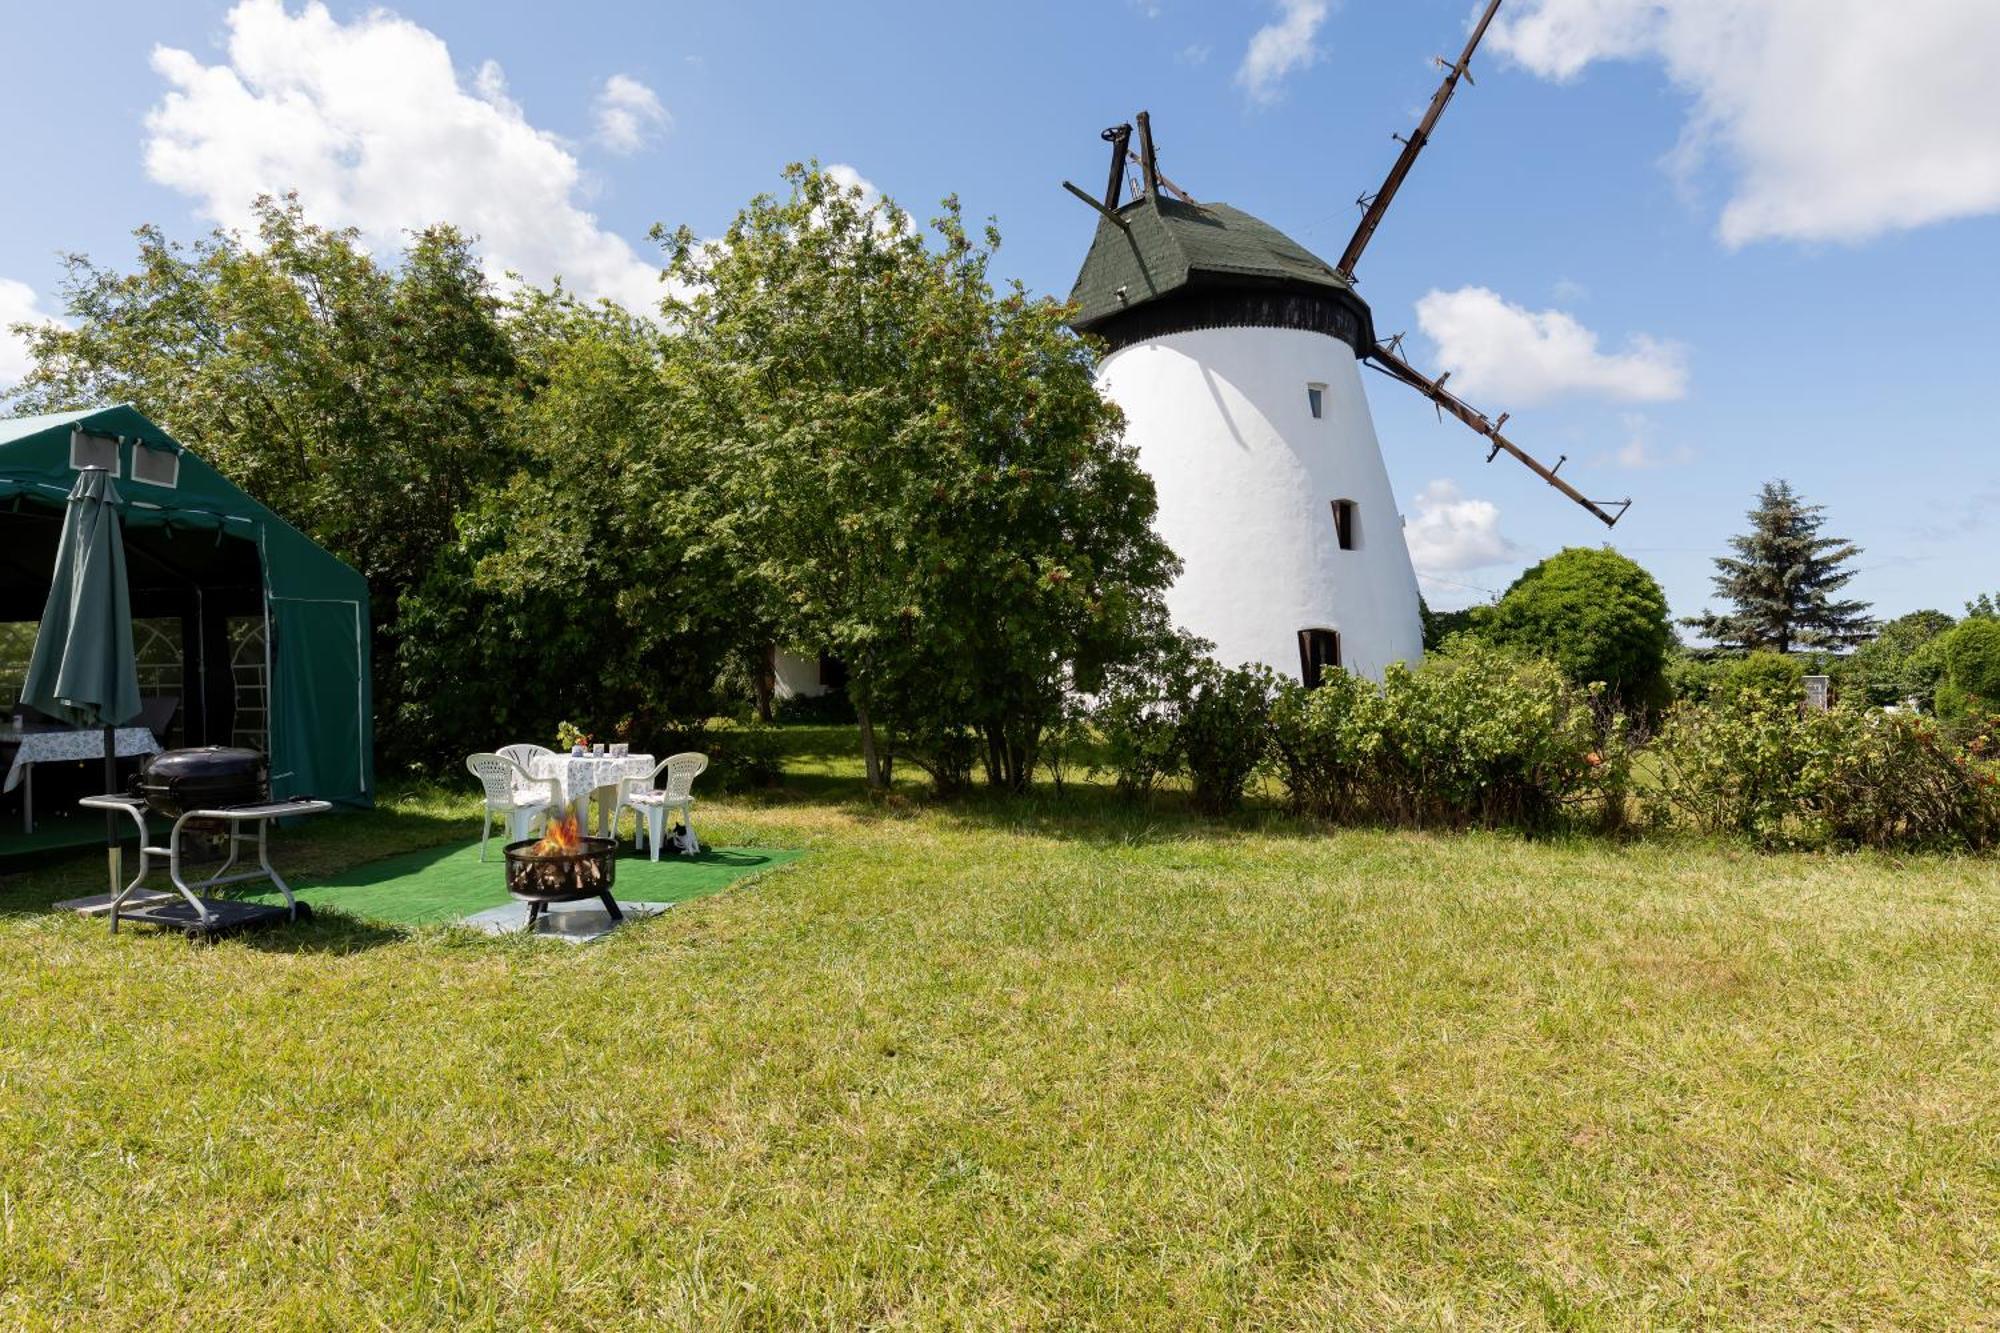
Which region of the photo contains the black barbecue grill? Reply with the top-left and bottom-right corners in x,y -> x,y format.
132,746 -> 268,816
59,747 -> 327,938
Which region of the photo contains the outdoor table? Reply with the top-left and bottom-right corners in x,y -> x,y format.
3,726 -> 161,833
75,793 -> 332,936
531,752 -> 653,836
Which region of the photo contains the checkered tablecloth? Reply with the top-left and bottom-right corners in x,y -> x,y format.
2,726 -> 161,793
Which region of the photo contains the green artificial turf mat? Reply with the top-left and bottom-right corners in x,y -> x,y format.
0,817 -> 140,867
241,840 -> 802,926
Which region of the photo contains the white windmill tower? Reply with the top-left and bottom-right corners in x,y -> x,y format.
1062,0 -> 1629,685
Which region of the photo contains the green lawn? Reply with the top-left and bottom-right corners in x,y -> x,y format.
3,730 -> 1998,1328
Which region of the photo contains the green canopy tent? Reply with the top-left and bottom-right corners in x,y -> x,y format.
0,406 -> 372,808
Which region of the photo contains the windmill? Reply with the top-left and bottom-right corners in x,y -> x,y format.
1061,0 -> 1629,683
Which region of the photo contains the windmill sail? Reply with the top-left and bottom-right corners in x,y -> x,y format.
1337,0 -> 1506,281
1328,0 -> 1633,527
1366,341 -> 1630,528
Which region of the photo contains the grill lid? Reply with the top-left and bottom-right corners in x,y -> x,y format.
134,746 -> 269,814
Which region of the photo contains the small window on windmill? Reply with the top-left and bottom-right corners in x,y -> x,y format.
1297,628 -> 1341,688
69,427 -> 120,477
1331,499 -> 1359,550
1307,383 -> 1326,420
130,439 -> 180,489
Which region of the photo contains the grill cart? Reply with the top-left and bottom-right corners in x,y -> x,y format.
71,792 -> 330,937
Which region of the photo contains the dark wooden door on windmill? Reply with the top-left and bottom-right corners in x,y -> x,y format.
1297,629 -> 1340,687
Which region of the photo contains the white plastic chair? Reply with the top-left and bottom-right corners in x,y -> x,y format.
465,752 -> 561,862
497,743 -> 555,775
612,752 -> 707,861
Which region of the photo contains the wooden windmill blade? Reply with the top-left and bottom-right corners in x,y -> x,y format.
1366,340 -> 1630,528
1332,0 -> 1632,529
1338,0 -> 1506,281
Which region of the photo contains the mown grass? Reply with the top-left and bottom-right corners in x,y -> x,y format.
2,728 -> 1998,1328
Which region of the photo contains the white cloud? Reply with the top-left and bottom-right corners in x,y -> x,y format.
1237,0 -> 1329,105
1490,0 -> 2000,246
0,278 -> 62,388
1415,285 -> 1688,406
593,74 -> 669,154
143,0 -> 662,313
825,163 -> 882,210
1404,479 -> 1523,585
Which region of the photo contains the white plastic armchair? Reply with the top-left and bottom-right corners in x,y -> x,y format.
465,752 -> 561,862
496,743 -> 555,775
612,752 -> 708,861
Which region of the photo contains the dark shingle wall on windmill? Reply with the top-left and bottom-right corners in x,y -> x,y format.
1067,196 -> 1376,356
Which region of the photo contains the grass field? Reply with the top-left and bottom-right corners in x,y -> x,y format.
3,726 -> 1998,1328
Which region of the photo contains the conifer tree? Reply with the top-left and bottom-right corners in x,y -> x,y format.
1684,480 -> 1874,653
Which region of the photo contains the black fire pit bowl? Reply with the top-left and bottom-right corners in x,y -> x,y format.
501,835 -> 621,926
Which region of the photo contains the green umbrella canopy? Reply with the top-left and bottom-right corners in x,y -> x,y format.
22,466 -> 142,728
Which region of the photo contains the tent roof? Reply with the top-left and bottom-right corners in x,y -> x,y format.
0,405 -> 362,594
1067,195 -> 1358,333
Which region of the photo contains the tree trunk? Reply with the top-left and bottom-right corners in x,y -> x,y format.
856,697 -> 883,791
753,644 -> 776,723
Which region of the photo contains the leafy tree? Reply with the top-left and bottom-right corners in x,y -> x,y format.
6,198 -> 525,767
1684,480 -> 1874,652
393,286 -> 750,762
1836,609 -> 1955,709
1480,546 -> 1670,704
657,165 -> 1175,791
1419,596 -> 1485,652
1967,592 -> 1999,620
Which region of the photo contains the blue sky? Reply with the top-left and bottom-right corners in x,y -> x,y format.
3,0 -> 1996,623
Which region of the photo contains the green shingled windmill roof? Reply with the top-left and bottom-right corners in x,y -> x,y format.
1067,194 -> 1358,332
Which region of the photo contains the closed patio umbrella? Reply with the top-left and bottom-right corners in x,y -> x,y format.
21,464 -> 141,889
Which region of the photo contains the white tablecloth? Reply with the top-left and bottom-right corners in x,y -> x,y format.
530,753 -> 654,807
2,726 -> 162,793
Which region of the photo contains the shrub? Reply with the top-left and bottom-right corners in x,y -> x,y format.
1268,667 -> 1385,823
1650,693 -> 2000,849
1037,692 -> 1092,797
1649,694 -> 1806,840
773,690 -> 858,725
1664,651 -> 1731,706
1480,547 -> 1671,706
1374,641 -> 1624,830
704,717 -> 785,791
1938,619 -> 2000,720
1181,664 -> 1278,815
1799,710 -> 2000,850
1093,638 -> 1205,801
1721,650 -> 1807,706
1270,639 -> 1626,832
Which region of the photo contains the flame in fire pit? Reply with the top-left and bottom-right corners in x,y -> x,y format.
529,812 -> 583,857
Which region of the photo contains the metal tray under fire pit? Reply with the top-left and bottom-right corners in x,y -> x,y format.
502,835 -> 621,926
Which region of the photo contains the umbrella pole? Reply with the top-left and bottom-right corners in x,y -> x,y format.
104,722 -> 120,895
